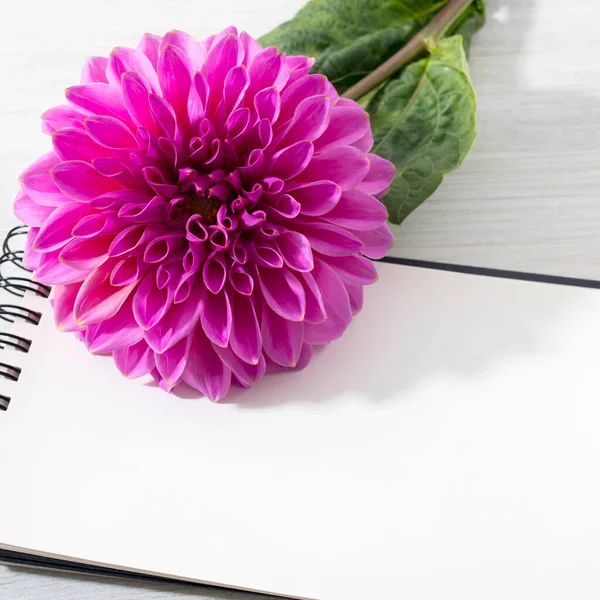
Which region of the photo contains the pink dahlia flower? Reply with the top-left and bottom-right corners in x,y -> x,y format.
14,28 -> 395,400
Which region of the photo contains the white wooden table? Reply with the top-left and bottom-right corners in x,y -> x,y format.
1,0 -> 598,597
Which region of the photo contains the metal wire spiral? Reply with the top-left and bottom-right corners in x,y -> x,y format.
0,226 -> 50,410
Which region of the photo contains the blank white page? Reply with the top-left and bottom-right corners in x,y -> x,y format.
1,262 -> 600,600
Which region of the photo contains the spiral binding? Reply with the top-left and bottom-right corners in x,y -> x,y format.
0,226 -> 51,411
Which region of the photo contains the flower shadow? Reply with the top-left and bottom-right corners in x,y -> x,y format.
229,263 -> 582,409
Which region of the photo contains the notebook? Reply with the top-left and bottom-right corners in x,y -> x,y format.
1,227 -> 600,600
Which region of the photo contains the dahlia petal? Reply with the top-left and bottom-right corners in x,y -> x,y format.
324,188 -> 389,231
51,160 -> 122,201
264,342 -> 312,373
148,94 -> 178,140
261,305 -> 304,367
296,146 -> 370,190
161,30 -> 207,71
254,86 -> 280,123
237,149 -> 264,182
299,271 -> 327,324
155,336 -> 190,386
122,72 -> 157,132
209,182 -> 235,203
209,226 -> 230,251
226,107 -> 251,143
23,228 -> 41,270
158,44 -> 193,126
137,33 -> 161,69
352,128 -> 374,153
221,65 -> 250,121
143,234 -> 185,263
81,56 -> 108,84
277,94 -> 331,148
20,152 -> 60,190
118,195 -> 166,223
228,264 -> 254,295
213,344 -> 265,388
158,137 -> 180,170
204,26 -> 239,51
291,221 -> 363,257
85,296 -> 143,354
279,75 -> 332,126
250,240 -> 283,268
91,190 -> 148,211
19,152 -> 65,206
239,209 -> 266,230
325,254 -> 378,286
157,260 -> 184,290
185,215 -> 208,243
74,260 -> 137,326
230,292 -> 261,365
200,288 -> 232,348
257,266 -> 305,322
241,183 -> 264,206
132,268 -> 174,330
353,224 -> 395,259
262,194 -> 300,220
92,157 -> 139,189
202,251 -> 227,294
52,283 -> 83,332
172,271 -> 195,304
107,46 -> 160,93
143,166 -> 179,198
264,175 -> 284,193
59,236 -> 112,270
110,256 -> 144,286
85,115 -> 138,149
35,250 -> 87,285
33,203 -> 91,252
202,34 -> 244,113
204,139 -> 224,169
345,283 -> 364,315
276,230 -> 313,272
14,189 -> 53,227
315,104 -> 369,152
53,127 -> 113,162
183,243 -> 208,274
182,327 -> 232,402
108,224 -> 158,257
287,180 -> 341,216
287,55 -> 317,85
304,259 -> 352,345
270,140 -> 313,180
247,48 -> 290,97
71,213 -> 120,238
145,279 -> 203,353
260,222 -> 279,239
41,105 -> 86,135
154,368 -> 178,392
240,31 -> 262,67
66,83 -> 131,124
257,118 -> 274,149
357,154 -> 396,195
114,339 -> 155,379
188,72 -> 209,129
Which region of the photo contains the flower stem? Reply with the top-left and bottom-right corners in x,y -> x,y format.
342,0 -> 474,101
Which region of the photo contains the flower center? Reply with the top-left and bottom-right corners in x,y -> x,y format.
182,192 -> 221,225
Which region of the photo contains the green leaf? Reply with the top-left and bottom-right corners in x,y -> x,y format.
448,0 -> 486,56
259,1 -> 485,94
259,0 -> 453,94
367,36 -> 476,224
